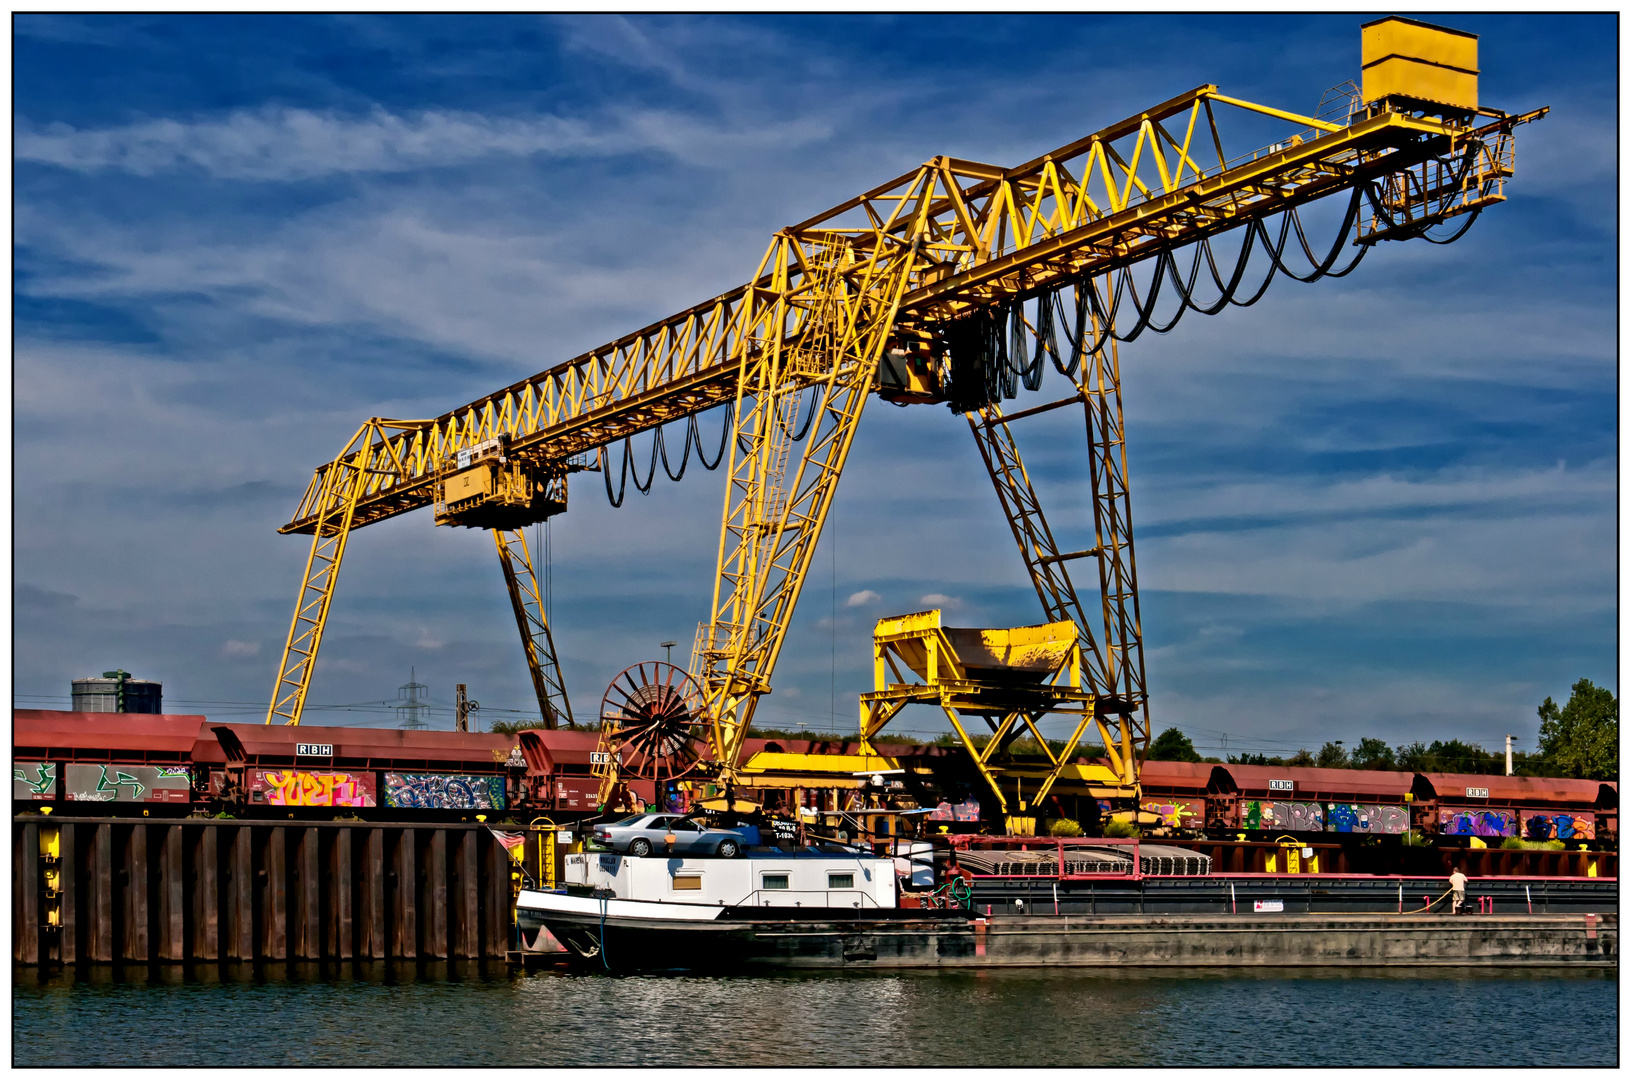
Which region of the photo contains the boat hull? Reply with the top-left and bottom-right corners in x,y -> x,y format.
516,889 -> 971,970
515,891 -> 1618,971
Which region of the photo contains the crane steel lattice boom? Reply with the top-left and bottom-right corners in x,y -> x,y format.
266,22 -> 1542,820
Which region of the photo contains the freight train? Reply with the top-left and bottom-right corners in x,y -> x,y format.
10,710 -> 915,824
1138,760 -> 1617,847
13,710 -> 1617,848
14,710 -> 625,821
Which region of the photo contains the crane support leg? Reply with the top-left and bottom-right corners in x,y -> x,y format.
696,179 -> 936,774
940,704 -> 1008,819
265,477 -> 362,725
494,528 -> 573,729
968,402 -> 1107,679
266,418 -> 433,725
968,318 -> 1148,789
1078,315 -> 1149,785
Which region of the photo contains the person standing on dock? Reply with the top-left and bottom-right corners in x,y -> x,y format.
1449,867 -> 1468,915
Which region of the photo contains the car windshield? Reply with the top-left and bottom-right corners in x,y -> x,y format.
606,815 -> 646,827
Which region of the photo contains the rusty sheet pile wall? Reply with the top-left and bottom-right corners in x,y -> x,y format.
13,818 -> 515,966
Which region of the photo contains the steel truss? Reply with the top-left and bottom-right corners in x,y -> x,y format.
268,83 -> 1543,732
494,528 -> 573,729
858,610 -> 1119,829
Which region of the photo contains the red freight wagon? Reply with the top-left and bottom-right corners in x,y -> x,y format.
1137,760 -> 1213,832
197,723 -> 524,814
513,728 -> 647,811
13,710 -> 209,809
1208,764 -> 1416,836
1417,772 -> 1616,844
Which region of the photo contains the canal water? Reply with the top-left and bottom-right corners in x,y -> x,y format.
13,963 -> 1617,1067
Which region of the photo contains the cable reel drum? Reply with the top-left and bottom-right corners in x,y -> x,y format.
599,662 -> 709,787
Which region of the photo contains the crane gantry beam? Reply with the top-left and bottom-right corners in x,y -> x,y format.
269,45 -> 1544,793
278,90 -> 1531,542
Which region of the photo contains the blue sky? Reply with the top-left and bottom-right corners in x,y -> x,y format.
13,14 -> 1616,758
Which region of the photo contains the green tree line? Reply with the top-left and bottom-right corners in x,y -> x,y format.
1148,678 -> 1617,781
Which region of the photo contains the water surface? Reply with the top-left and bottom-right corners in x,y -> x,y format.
13,963 -> 1617,1068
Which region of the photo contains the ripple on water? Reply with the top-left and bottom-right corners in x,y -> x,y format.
11,963 -> 1618,1068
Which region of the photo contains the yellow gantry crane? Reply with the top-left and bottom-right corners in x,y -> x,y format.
266,18 -> 1542,818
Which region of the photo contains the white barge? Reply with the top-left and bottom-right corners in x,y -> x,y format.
515,849 -> 968,969
514,849 -> 1618,972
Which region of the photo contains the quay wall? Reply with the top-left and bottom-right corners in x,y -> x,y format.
963,912 -> 1617,968
16,815 -> 1619,970
13,817 -> 517,966
749,913 -> 1618,969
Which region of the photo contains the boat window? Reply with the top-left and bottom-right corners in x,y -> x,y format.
761,874 -> 790,890
672,874 -> 702,891
827,872 -> 855,889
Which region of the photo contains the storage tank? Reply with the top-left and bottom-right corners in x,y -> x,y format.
71,670 -> 163,714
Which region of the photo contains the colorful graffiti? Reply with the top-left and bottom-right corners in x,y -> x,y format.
384,772 -> 505,810
65,764 -> 192,803
1325,803 -> 1410,835
253,769 -> 376,807
1244,800 -> 1324,832
1438,808 -> 1518,838
1522,810 -> 1595,841
927,797 -> 982,822
1142,799 -> 1202,830
13,763 -> 56,800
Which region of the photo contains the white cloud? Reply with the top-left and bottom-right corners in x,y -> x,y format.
919,593 -> 962,609
845,589 -> 881,608
221,640 -> 260,658
15,105 -> 832,180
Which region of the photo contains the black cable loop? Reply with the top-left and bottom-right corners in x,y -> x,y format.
602,399 -> 737,507
998,307 -> 1017,399
655,423 -> 688,483
1120,248 -> 1186,336
1258,184 -> 1365,283
1026,297 -> 1054,391
599,444 -> 626,509
1422,207 -> 1482,245
602,163 -> 1480,510
1048,283 -> 1092,377
629,434 -> 658,495
692,402 -> 732,471
1042,179 -> 1381,367
1359,146 -> 1481,242
1197,213 -> 1271,308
